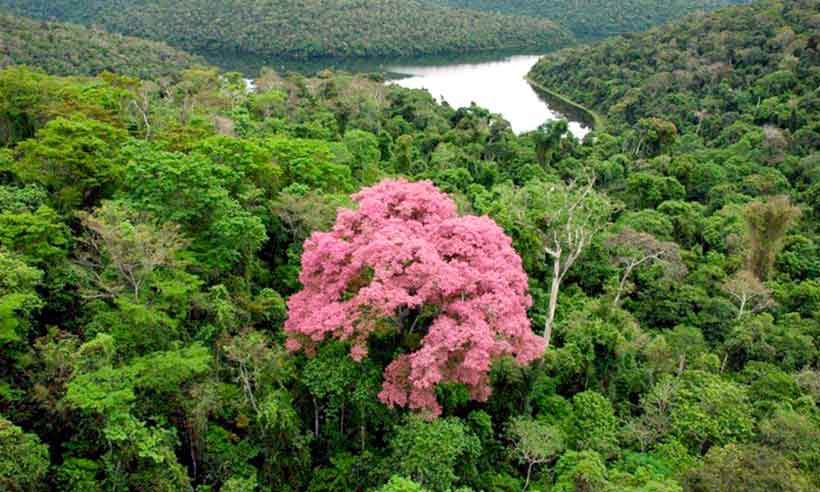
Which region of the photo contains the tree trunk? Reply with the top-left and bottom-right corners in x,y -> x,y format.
544,257 -> 562,348
523,462 -> 534,492
340,401 -> 345,437
359,403 -> 366,451
313,397 -> 320,438
634,136 -> 644,156
737,294 -> 747,320
614,263 -> 634,306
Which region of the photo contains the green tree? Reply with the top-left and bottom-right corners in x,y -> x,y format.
567,391 -> 618,458
0,249 -> 42,349
378,476 -> 430,492
684,444 -> 810,492
14,116 -> 126,210
644,371 -> 754,453
507,417 -> 565,491
553,450 -> 609,492
120,142 -> 266,275
343,129 -> 381,184
388,416 -> 480,492
0,414 -> 49,491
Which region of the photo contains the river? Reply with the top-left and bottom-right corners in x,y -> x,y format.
388,54 -> 590,137
234,51 -> 590,138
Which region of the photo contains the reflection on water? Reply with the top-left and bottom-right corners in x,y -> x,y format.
389,55 -> 590,137
205,48 -> 542,78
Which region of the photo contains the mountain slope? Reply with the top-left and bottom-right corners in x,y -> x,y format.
428,0 -> 753,40
528,0 -> 820,145
0,12 -> 204,79
0,0 -> 574,60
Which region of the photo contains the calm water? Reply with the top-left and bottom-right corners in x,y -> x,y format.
389,55 -> 590,137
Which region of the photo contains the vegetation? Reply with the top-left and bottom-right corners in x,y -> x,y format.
0,0 -> 573,60
0,12 -> 204,78
528,0 -> 820,143
428,0 -> 752,40
1,0 -> 819,490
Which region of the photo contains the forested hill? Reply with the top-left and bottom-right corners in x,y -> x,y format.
0,13 -> 204,79
0,0 -> 574,60
529,0 -> 820,143
427,0 -> 753,40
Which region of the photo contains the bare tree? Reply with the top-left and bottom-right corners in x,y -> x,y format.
606,227 -> 686,306
538,178 -> 614,348
74,201 -> 188,301
128,81 -> 158,140
694,109 -> 710,136
762,125 -> 788,164
722,270 -> 774,320
495,175 -> 615,349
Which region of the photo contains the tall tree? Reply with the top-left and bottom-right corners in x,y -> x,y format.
743,196 -> 801,280
285,179 -> 544,417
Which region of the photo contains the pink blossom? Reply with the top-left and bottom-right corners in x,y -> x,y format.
285,179 -> 544,416
284,338 -> 302,352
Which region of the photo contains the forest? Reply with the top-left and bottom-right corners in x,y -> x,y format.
0,13 -> 203,79
0,0 -> 572,60
426,0 -> 753,40
1,0 -> 820,491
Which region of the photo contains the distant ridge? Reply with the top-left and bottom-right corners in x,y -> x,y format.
0,0 -> 575,60
0,12 -> 204,79
428,0 -> 753,40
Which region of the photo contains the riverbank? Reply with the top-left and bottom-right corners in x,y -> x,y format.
525,76 -> 606,132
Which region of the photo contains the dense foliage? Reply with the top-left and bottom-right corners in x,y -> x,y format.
0,0 -> 573,60
427,0 -> 752,40
1,0 -> 819,491
0,12 -> 203,78
529,0 -> 820,143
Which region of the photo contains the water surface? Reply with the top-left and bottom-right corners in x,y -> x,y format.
388,55 -> 590,137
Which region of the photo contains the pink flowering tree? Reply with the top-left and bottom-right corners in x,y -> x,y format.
284,179 -> 544,417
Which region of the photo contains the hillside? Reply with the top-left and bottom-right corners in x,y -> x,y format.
428,0 -> 752,40
0,0 -> 574,60
529,0 -> 820,142
0,13 -> 204,79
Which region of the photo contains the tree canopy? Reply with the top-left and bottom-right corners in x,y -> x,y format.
0,12 -> 204,79
0,0 -> 573,60
429,0 -> 752,40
